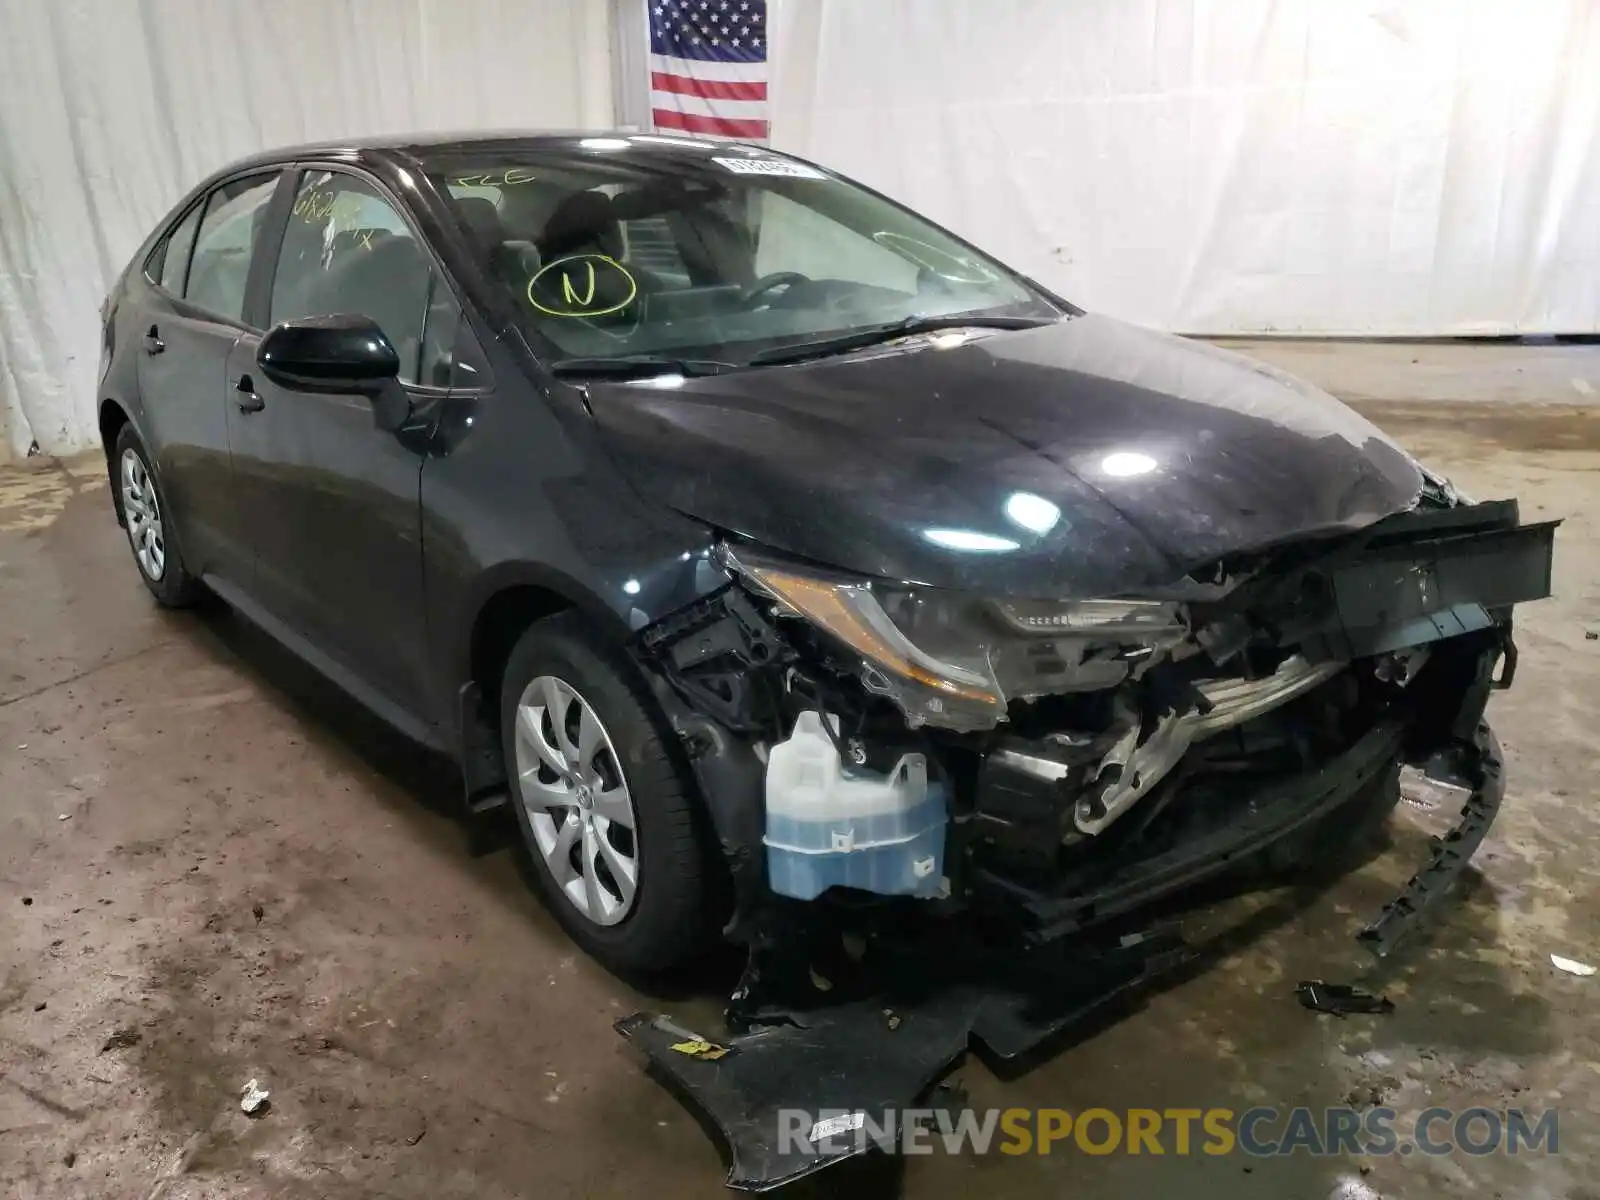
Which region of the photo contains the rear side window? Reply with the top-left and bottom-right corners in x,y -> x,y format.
148,202 -> 203,295
185,174 -> 279,322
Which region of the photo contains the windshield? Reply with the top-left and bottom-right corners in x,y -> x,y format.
426,143 -> 1062,368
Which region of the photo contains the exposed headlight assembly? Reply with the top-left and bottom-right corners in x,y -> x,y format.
992,597 -> 1181,635
722,547 -> 1188,731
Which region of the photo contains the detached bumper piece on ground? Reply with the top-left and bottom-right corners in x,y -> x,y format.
619,498 -> 1553,1191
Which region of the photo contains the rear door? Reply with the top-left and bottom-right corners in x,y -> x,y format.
225,165 -> 462,716
134,171 -> 283,580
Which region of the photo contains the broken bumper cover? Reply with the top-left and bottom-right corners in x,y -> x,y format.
1358,717 -> 1504,957
616,926 -> 1192,1192
617,498 -> 1549,1191
618,713 -> 1508,1191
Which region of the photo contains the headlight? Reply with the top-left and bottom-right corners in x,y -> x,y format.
993,597 -> 1180,635
726,549 -> 1006,727
722,547 -> 1187,731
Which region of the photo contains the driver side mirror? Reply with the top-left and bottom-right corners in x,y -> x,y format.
257,314 -> 411,431
258,314 -> 400,396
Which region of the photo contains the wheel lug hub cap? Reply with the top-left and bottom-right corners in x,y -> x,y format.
576,783 -> 593,809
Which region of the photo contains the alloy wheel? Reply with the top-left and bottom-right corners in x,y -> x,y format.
512,675 -> 640,926
120,448 -> 165,581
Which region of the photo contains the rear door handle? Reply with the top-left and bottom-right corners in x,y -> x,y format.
235,374 -> 264,413
143,325 -> 165,355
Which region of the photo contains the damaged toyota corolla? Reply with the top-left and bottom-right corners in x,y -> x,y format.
102,133 -> 1555,1188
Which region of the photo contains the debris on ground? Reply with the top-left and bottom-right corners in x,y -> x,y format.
1551,954 -> 1596,977
239,1079 -> 271,1116
21,896 -> 32,906
405,1115 -> 428,1146
62,1151 -> 76,1168
1295,980 -> 1396,1016
1585,630 -> 1597,641
251,902 -> 265,924
99,1028 -> 142,1053
33,1001 -> 46,1012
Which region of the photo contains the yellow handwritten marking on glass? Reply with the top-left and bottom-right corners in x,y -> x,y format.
527,254 -> 638,318
293,190 -> 368,229
293,190 -> 335,221
562,262 -> 597,307
451,168 -> 538,189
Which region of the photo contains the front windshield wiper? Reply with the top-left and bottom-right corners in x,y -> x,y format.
549,354 -> 740,380
746,313 -> 1055,368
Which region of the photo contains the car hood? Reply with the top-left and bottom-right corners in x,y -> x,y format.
583,313 -> 1423,598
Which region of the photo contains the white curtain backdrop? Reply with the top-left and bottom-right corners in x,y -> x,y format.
0,0 -> 613,457
770,0 -> 1600,338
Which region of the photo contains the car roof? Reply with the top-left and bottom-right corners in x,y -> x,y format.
209,130 -> 765,178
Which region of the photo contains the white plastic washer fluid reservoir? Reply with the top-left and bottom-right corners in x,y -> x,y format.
763,711 -> 948,901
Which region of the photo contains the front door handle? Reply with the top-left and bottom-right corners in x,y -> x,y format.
234,374 -> 265,413
143,325 -> 165,355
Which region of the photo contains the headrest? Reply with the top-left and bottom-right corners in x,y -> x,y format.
539,190 -> 622,259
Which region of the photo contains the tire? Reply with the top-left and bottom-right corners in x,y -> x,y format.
499,612 -> 712,973
113,425 -> 203,607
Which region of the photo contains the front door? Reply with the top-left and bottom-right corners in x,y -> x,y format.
225,167 -> 456,717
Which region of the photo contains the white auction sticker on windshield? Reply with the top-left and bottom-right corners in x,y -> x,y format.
712,156 -> 827,179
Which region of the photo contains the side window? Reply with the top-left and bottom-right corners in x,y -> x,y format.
415,275 -> 490,390
186,174 -> 279,321
148,202 -> 203,295
270,171 -> 430,382
451,320 -> 490,389
418,275 -> 459,388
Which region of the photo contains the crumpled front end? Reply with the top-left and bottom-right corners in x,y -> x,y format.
622,494 -> 1555,1191
635,494 -> 1555,956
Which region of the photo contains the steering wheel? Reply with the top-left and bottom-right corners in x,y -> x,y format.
740,271 -> 810,309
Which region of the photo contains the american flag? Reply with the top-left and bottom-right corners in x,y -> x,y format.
649,0 -> 768,141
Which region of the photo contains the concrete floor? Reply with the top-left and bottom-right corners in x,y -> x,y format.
2,341 -> 1598,1199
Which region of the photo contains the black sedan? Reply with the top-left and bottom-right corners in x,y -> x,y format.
98,132 -> 1553,1002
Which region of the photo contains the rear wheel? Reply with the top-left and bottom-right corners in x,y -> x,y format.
114,426 -> 202,607
499,612 -> 712,973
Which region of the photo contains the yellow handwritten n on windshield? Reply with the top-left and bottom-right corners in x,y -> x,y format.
561,262 -> 597,308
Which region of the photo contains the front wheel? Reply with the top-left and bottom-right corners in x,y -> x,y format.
114,426 -> 202,607
499,613 -> 714,973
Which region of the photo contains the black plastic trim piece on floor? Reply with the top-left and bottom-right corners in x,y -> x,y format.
1358,720 -> 1504,958
616,926 -> 1191,1192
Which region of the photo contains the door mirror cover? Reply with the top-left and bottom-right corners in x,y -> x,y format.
257,314 -> 401,396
